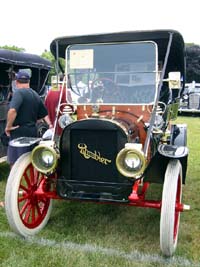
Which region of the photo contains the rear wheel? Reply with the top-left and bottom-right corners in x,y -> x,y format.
37,121 -> 48,137
160,159 -> 182,256
5,152 -> 52,237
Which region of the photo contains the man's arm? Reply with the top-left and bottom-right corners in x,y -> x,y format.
5,108 -> 19,136
43,115 -> 53,129
37,98 -> 53,129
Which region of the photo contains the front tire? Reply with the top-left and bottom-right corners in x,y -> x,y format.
160,159 -> 182,256
5,152 -> 52,237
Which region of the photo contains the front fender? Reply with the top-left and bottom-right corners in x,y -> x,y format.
158,144 -> 188,158
144,144 -> 188,184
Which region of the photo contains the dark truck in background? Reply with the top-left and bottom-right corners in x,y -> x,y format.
0,49 -> 51,160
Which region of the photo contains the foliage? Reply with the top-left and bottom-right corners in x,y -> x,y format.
41,50 -> 66,84
41,50 -> 56,83
185,44 -> 200,83
0,45 -> 25,52
41,50 -> 55,62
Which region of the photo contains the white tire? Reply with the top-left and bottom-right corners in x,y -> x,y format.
5,152 -> 52,237
160,159 -> 182,256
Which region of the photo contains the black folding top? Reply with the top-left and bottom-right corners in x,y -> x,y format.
50,29 -> 185,78
0,49 -> 51,70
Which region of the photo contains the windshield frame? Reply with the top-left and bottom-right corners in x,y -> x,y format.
65,41 -> 159,106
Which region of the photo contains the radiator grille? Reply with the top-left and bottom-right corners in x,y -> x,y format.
60,119 -> 127,183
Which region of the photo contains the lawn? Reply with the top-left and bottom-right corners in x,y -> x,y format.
0,116 -> 199,267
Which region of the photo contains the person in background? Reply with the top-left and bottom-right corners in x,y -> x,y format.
44,74 -> 72,136
11,71 -> 17,94
6,70 -> 17,101
5,70 -> 53,167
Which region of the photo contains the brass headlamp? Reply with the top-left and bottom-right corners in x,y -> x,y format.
31,141 -> 59,174
116,143 -> 146,178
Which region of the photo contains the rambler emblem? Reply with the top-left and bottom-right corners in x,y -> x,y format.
78,143 -> 111,165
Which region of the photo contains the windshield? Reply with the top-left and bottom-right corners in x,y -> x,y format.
66,42 -> 158,105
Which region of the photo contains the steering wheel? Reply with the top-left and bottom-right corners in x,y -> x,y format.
90,77 -> 120,102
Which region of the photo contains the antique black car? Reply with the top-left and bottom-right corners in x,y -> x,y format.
179,81 -> 200,113
0,49 -> 51,159
5,30 -> 190,257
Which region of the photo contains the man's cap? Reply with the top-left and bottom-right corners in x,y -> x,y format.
16,71 -> 30,81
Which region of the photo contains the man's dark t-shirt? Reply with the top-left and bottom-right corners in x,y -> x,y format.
9,88 -> 48,139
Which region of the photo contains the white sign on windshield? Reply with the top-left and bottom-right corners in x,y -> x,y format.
70,49 -> 94,69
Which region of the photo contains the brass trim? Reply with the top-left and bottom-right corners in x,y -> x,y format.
78,143 -> 111,165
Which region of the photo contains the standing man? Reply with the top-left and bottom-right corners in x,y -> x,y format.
5,70 -> 53,166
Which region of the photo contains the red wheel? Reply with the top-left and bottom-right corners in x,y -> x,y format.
5,152 -> 52,237
160,159 -> 182,256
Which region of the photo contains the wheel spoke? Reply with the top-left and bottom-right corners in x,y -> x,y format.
29,164 -> 36,185
33,168 -> 40,186
23,204 -> 32,223
24,171 -> 31,188
18,194 -> 29,202
35,201 -> 42,217
37,172 -> 44,186
31,204 -> 36,223
19,200 -> 30,218
19,184 -> 29,193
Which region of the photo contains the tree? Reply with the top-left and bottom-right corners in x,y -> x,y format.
41,50 -> 56,83
41,49 -> 55,62
185,44 -> 200,83
41,50 -> 66,84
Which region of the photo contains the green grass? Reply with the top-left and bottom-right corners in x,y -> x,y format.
0,116 -> 200,267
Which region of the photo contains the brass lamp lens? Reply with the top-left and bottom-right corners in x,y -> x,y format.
124,152 -> 141,170
41,149 -> 54,167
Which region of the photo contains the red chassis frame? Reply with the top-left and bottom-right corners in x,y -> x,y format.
23,166 -> 184,213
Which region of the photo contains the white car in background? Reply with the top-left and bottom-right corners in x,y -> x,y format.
179,81 -> 200,113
